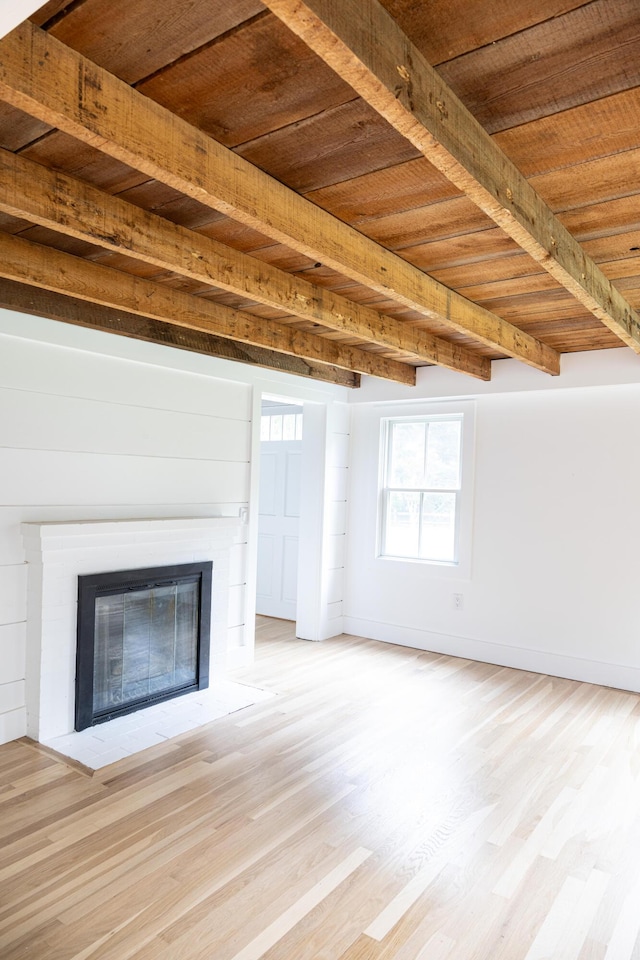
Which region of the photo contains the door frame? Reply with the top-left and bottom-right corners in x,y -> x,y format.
245,386 -> 328,650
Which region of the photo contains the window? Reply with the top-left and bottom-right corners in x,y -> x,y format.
260,412 -> 303,442
380,414 -> 463,563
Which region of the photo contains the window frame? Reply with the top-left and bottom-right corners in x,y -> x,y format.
376,402 -> 475,578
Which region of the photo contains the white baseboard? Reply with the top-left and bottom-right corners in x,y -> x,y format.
322,616 -> 344,641
0,706 -> 27,745
342,617 -> 640,694
296,616 -> 344,642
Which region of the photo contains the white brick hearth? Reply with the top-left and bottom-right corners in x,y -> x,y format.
21,517 -> 247,743
42,678 -> 273,770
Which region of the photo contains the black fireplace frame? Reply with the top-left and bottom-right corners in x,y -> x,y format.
75,561 -> 212,731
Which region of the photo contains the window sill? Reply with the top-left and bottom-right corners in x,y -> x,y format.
375,553 -> 471,580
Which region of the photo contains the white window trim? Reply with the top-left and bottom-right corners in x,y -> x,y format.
375,400 -> 476,580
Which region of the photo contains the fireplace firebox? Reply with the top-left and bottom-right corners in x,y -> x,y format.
75,562 -> 212,731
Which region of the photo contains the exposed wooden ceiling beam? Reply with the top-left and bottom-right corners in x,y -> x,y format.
0,20 -> 560,375
0,278 -> 360,386
0,231 -> 416,384
262,0 -> 640,354
0,147 -> 490,380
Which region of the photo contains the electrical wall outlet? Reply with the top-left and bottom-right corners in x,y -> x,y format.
453,593 -> 464,611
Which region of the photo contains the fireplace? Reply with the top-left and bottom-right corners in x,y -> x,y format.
21,517 -> 248,743
75,562 -> 212,730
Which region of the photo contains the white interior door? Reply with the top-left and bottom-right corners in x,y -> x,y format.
256,438 -> 301,619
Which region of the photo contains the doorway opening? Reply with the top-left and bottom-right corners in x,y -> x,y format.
256,399 -> 303,621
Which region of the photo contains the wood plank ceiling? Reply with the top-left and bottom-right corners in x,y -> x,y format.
0,0 -> 638,387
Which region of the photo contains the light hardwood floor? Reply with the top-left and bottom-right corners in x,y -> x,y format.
2,617 -> 640,959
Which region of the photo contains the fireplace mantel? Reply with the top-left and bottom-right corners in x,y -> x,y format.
22,517 -> 244,741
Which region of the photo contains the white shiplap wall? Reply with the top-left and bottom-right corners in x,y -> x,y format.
0,309 -> 350,744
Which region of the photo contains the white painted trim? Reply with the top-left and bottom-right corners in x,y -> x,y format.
374,399 -> 476,580
250,393 -> 329,641
242,386 -> 263,658
343,616 -> 640,694
296,402 -> 327,640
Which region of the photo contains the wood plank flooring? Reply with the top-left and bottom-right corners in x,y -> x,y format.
2,617 -> 640,959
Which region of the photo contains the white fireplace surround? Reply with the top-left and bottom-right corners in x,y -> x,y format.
21,517 -> 245,742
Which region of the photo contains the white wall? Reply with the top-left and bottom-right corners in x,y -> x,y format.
0,1 -> 43,39
0,309 -> 349,744
345,352 -> 640,692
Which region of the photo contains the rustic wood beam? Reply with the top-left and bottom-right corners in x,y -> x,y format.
0,232 -> 415,384
0,147 -> 489,380
0,279 -> 360,387
0,20 -> 559,375
262,0 -> 640,355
